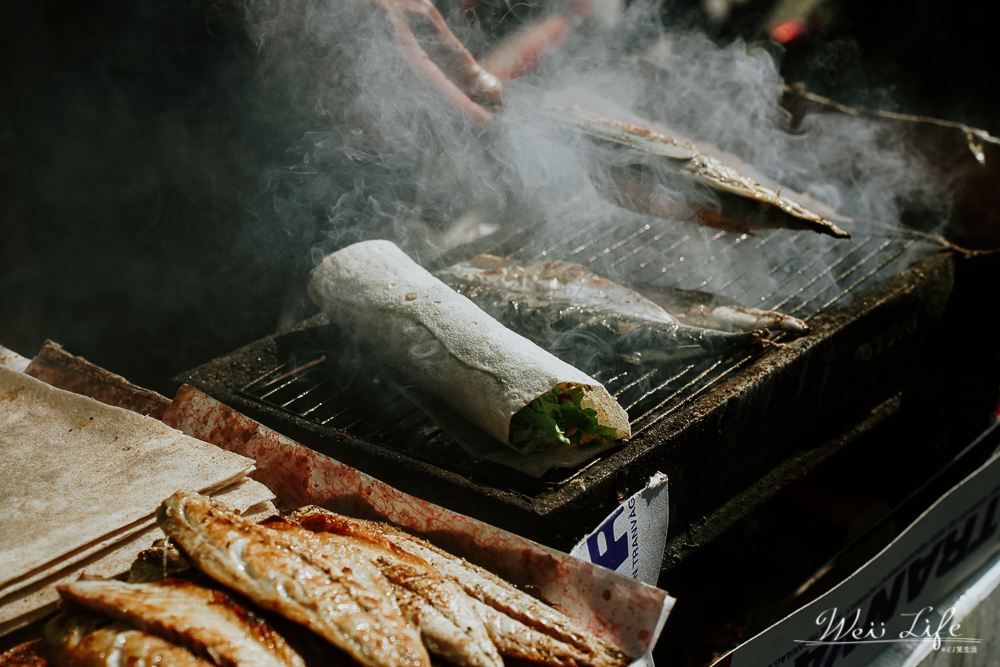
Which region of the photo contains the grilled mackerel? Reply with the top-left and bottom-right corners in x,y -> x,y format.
56,579 -> 305,667
543,105 -> 851,240
270,510 -> 501,667
627,282 -> 809,334
469,598 -> 591,667
436,254 -> 769,370
42,613 -> 213,667
441,254 -> 807,333
288,507 -> 629,667
150,494 -> 630,667
157,492 -> 429,667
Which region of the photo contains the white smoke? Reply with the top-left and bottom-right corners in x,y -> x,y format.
243,0 -> 950,313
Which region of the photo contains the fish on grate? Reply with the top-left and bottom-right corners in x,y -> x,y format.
435,254 -> 793,370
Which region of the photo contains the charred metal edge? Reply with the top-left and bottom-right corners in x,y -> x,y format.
547,251 -> 956,548
658,392 -> 904,574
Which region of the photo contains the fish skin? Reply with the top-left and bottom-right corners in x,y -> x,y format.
287,508 -> 629,667
56,579 -> 305,667
378,560 -> 503,667
0,639 -> 47,667
437,255 -> 758,367
440,254 -> 679,326
375,530 -> 629,667
391,585 -> 495,667
127,539 -> 195,584
382,535 -> 628,667
543,106 -> 851,240
469,597 -> 590,667
629,283 -> 809,334
283,509 -> 503,667
156,492 -> 429,667
683,305 -> 808,334
42,613 -> 213,667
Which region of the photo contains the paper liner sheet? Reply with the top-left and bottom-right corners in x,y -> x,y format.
0,476 -> 275,635
0,369 -> 254,593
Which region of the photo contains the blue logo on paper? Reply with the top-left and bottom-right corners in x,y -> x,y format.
586,506 -> 629,571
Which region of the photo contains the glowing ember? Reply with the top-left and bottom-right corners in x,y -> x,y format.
771,19 -> 806,44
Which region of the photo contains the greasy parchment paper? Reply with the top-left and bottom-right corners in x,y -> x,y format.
0,368 -> 254,593
308,240 -> 630,474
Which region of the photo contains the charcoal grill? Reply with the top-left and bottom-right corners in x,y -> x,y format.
174,208 -> 959,549
173,87 -> 999,563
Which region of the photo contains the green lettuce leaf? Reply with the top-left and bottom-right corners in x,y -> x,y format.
509,387 -> 619,454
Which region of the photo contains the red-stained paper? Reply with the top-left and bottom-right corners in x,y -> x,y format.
162,383 -> 674,660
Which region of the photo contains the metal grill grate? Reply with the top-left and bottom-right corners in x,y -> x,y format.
239,215 -> 937,486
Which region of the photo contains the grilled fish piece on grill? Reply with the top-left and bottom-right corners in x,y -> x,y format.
157,492 -> 429,667
56,579 -> 305,667
263,512 -> 502,667
288,507 -> 629,667
629,282 -> 809,334
542,105 -> 851,240
42,613 -> 213,667
436,254 -> 767,369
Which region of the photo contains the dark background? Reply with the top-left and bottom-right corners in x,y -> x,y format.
1,0 -> 997,393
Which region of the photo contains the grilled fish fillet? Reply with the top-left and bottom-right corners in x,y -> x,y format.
379,530 -> 627,667
127,539 -> 195,584
470,598 -> 590,667
384,535 -> 626,667
56,579 -> 305,667
437,255 -> 759,369
288,508 -> 628,667
543,105 -> 851,240
440,255 -> 680,327
42,613 -> 212,667
441,254 -> 808,335
276,510 -> 502,667
156,492 -> 429,667
629,282 -> 808,334
0,640 -> 47,667
392,586 -> 493,667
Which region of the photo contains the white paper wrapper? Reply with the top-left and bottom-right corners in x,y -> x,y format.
308,240 -> 630,462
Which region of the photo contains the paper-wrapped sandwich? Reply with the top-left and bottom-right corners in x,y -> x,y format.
308,241 -> 630,458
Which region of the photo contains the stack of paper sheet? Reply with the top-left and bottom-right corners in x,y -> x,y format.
0,367 -> 274,634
